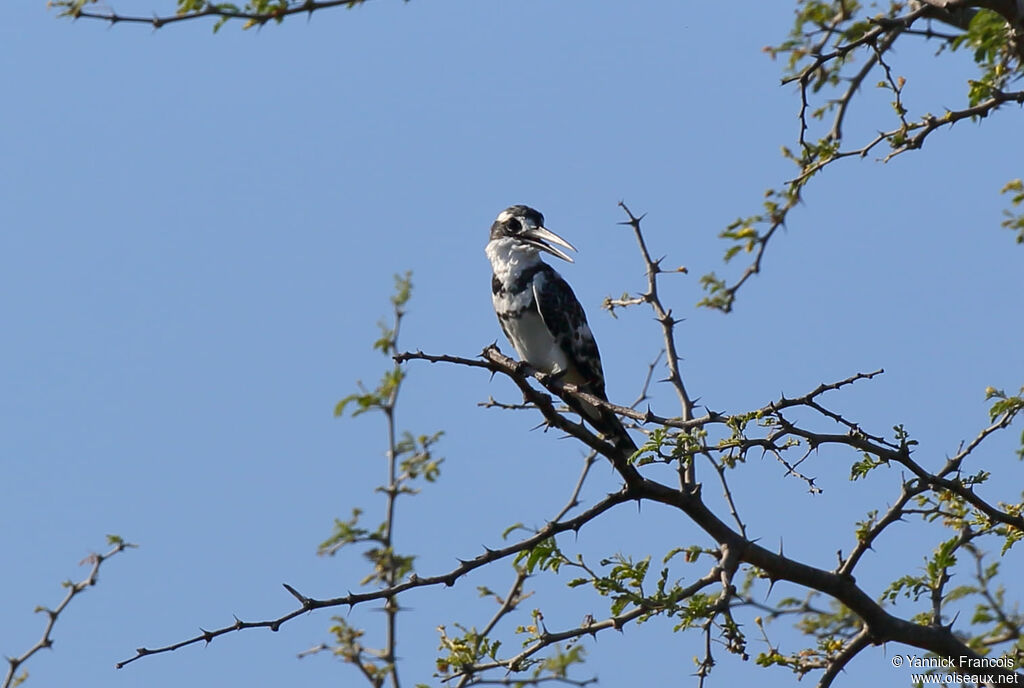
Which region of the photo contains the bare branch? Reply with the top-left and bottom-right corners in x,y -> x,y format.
116,491 -> 632,668
4,538 -> 136,688
615,204 -> 694,422
51,0 -> 372,31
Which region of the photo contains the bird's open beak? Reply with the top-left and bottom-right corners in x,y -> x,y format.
522,225 -> 577,263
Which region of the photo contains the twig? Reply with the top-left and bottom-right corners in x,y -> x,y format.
454,570 -> 530,688
450,570 -> 721,680
4,538 -> 136,688
52,0 -> 369,30
116,492 -> 631,668
616,203 -> 694,426
817,627 -> 872,688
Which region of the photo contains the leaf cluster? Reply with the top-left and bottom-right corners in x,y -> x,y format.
704,0 -> 1024,312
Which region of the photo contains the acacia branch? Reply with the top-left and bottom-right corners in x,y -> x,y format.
549,450 -> 599,523
398,350 -> 883,445
452,568 -> 722,680
614,203 -> 696,485
849,408 -> 1024,532
633,475 -> 1022,681
4,538 -> 136,688
710,0 -> 1024,312
116,491 -> 632,668
838,478 -> 923,577
782,83 -> 1024,188
51,0 -> 371,30
398,346 -> 1014,677
918,0 -> 1024,34
118,348 -> 1020,679
397,346 -> 646,484
453,569 -> 532,688
380,295 -> 407,688
967,543 -> 1024,646
614,203 -> 694,423
817,627 -> 872,688
884,88 -> 1024,161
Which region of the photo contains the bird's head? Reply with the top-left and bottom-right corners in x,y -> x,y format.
489,205 -> 577,263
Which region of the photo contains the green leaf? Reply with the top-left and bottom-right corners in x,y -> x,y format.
318,508 -> 374,556
515,537 -> 562,574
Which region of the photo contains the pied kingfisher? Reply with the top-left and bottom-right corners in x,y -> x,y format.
486,205 -> 634,451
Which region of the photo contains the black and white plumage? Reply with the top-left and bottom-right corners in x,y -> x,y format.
486,205 -> 634,450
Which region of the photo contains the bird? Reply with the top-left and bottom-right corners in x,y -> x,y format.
485,205 -> 635,452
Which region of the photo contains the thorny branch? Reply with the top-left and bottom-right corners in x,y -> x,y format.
115,491 -> 633,668
377,287 -> 407,688
703,0 -> 1024,312
816,627 -> 872,688
50,0 -> 372,31
609,202 -> 696,487
610,203 -> 694,423
446,455 -> 605,687
46,2 -> 1024,685
451,568 -> 723,683
4,538 -> 136,688
398,210 -> 1023,684
114,209 -> 1023,686
402,346 -> 1021,681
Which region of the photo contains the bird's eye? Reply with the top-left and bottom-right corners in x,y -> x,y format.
506,218 -> 522,233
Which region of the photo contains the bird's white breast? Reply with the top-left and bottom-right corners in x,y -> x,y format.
487,238 -> 569,375
485,236 -> 537,282
500,308 -> 569,376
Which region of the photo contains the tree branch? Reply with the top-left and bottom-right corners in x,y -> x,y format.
51,0 -> 373,31
116,491 -> 632,668
4,538 -> 136,688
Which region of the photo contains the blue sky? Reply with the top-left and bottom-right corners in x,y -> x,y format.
2,2 -> 1022,687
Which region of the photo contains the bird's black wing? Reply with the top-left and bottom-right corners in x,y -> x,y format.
531,265 -> 607,399
532,265 -> 635,453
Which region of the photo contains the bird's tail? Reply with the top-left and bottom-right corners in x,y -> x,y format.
598,406 -> 638,455
573,393 -> 637,456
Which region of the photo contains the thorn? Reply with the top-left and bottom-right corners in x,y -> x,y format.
282,583 -> 304,602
